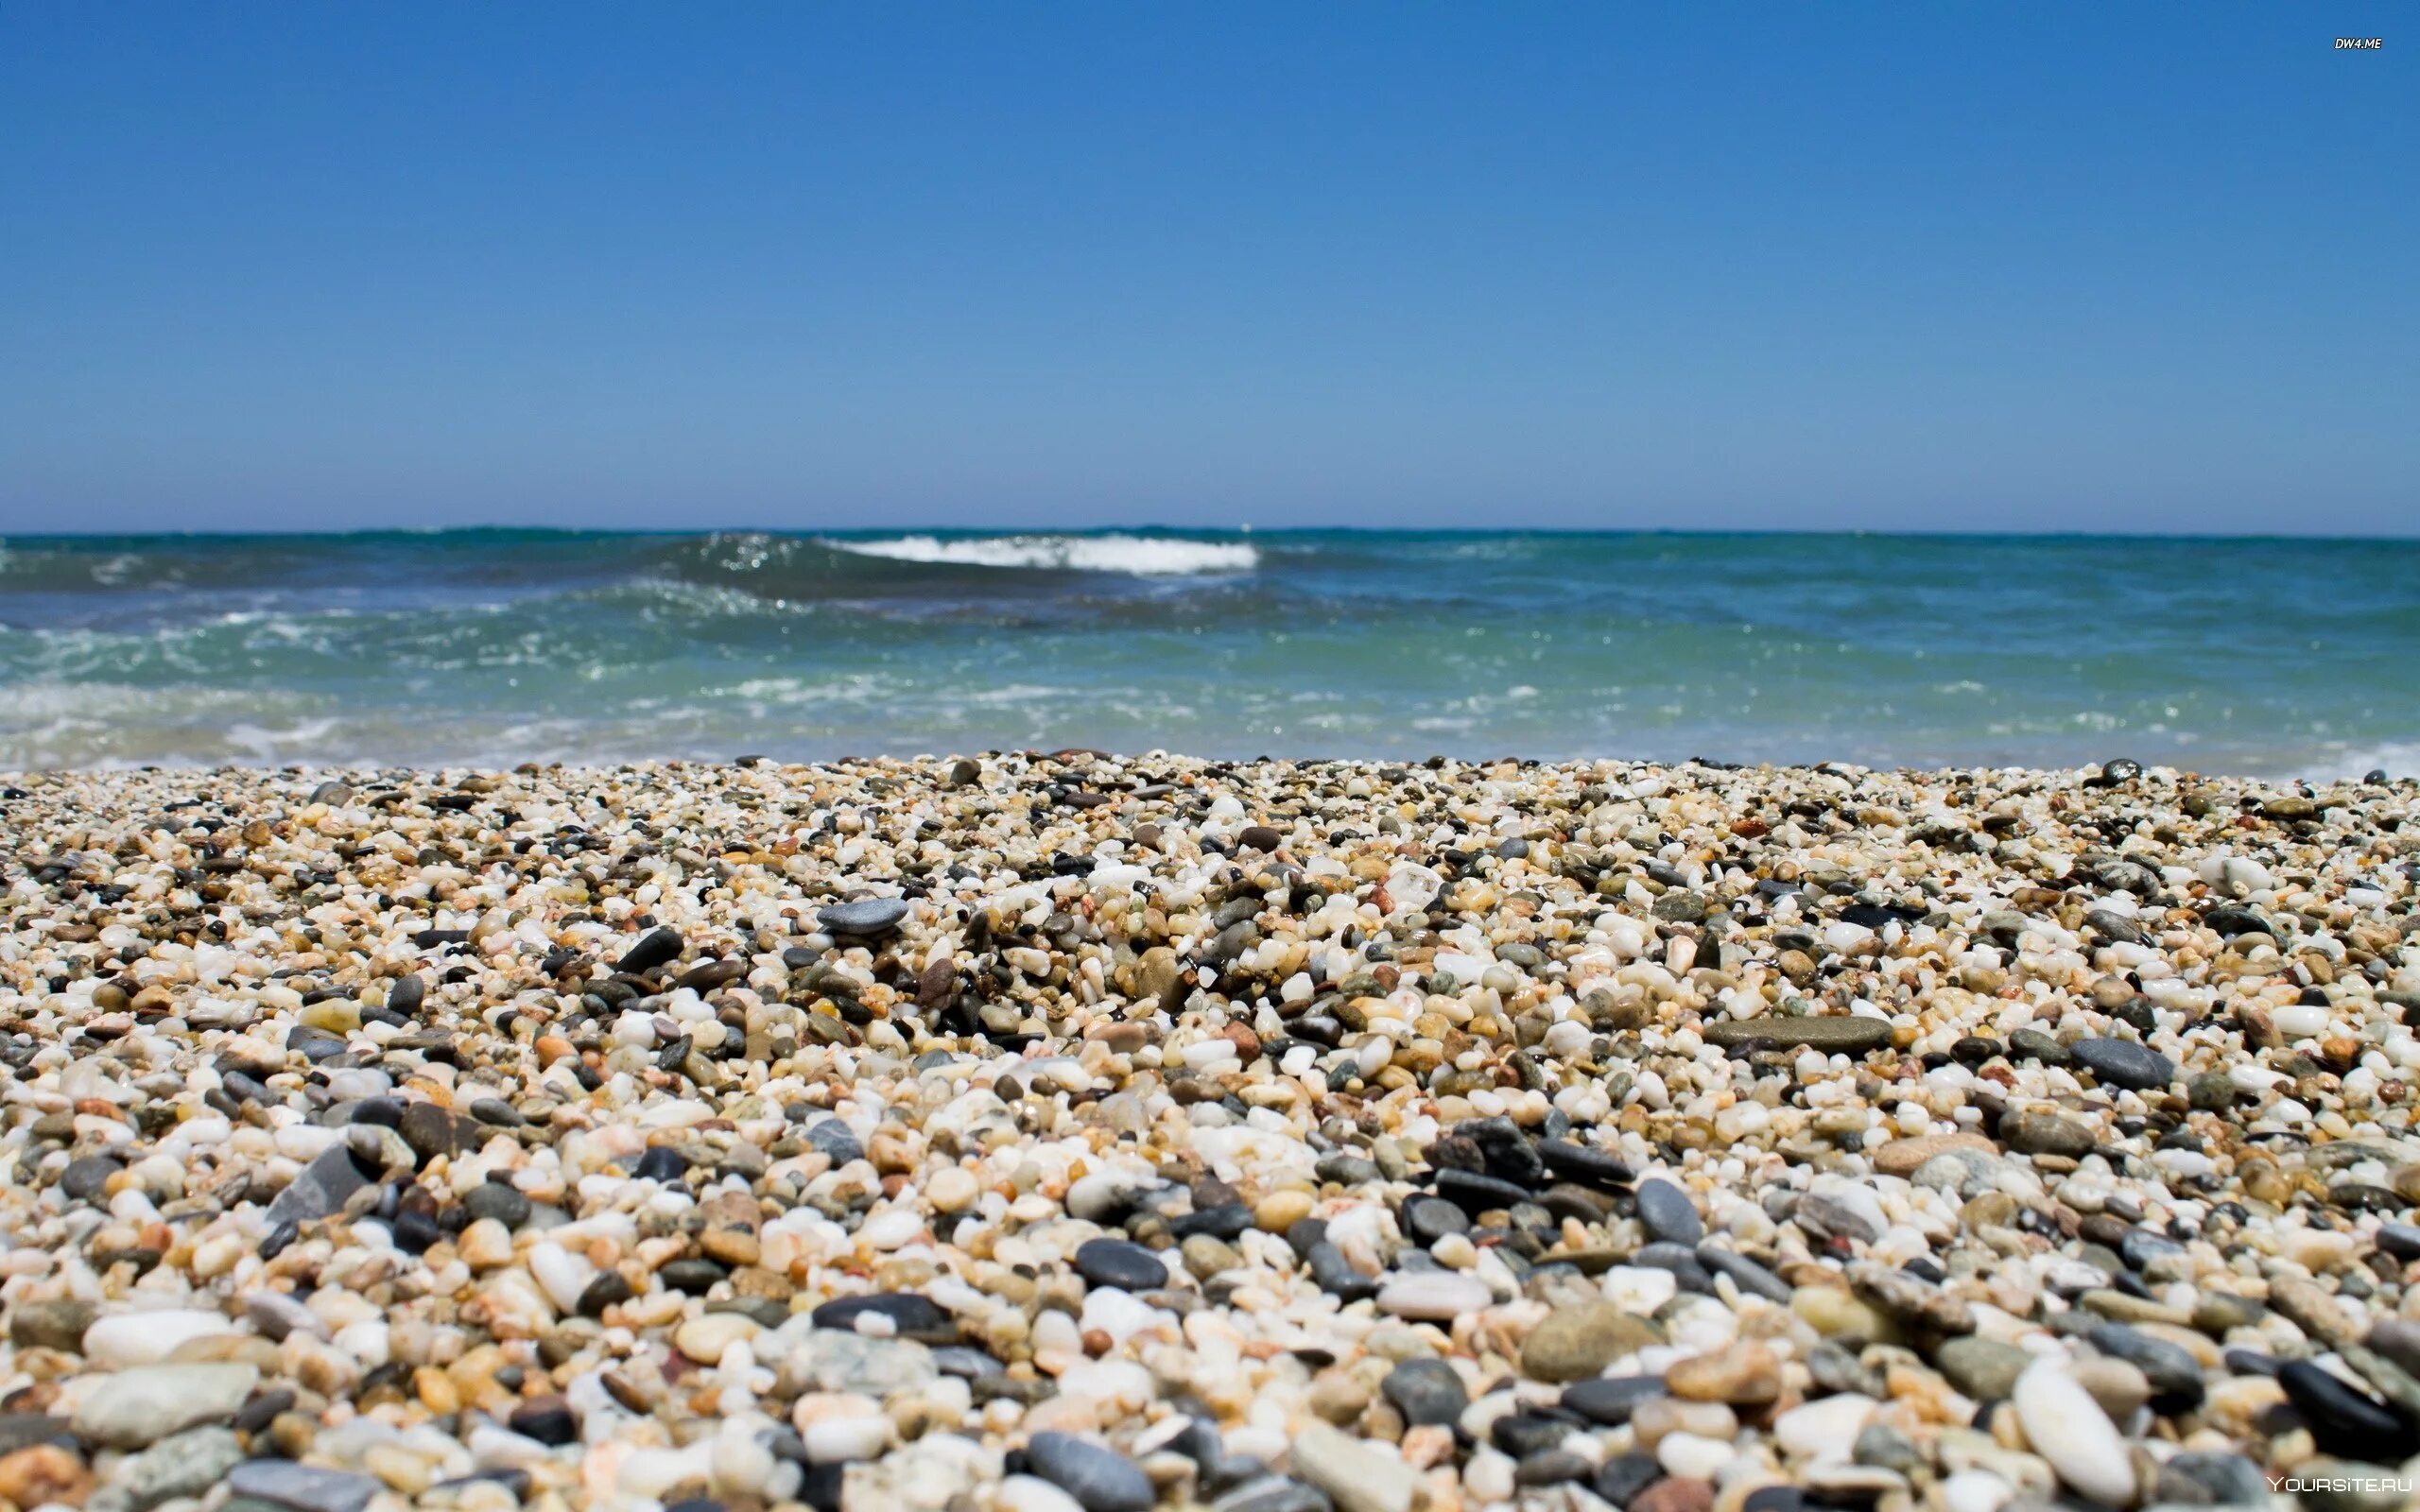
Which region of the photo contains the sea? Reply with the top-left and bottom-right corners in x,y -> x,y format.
1,529 -> 2412,780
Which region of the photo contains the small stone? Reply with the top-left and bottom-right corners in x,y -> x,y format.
70,1363 -> 256,1449
675,1312 -> 760,1364
1999,1110 -> 2097,1159
1375,1271 -> 1490,1321
1793,1193 -> 1882,1247
786,1332 -> 939,1397
0,1418 -> 72,1457
2010,1363 -> 2135,1507
1306,1244 -> 1376,1302
1772,1393 -> 1878,1462
1848,1263 -> 1972,1333
811,1293 -> 952,1337
804,1119 -> 864,1165
1635,1179 -> 1704,1246
1631,1476 -> 1715,1512
9,1298 -> 95,1353
225,1459 -> 387,1512
1869,1132 -> 1998,1178
97,1425 -> 243,1509
399,1102 -> 465,1165
2007,1028 -> 2071,1065
1701,1016 -> 1892,1055
1212,1477 -> 1330,1512
2277,1360 -> 2410,1463
1026,1431 -> 1155,1512
2085,1322 -> 2204,1407
1072,1238 -> 1169,1292
2155,1452 -> 2270,1506
1288,1422 -> 1419,1512
632,1145 -> 691,1184
0,1445 -> 90,1509
1666,1341 -> 1779,1404
1398,1194 -> 1469,1245
2069,1355 -> 2151,1420
1254,1189 -> 1315,1232
464,1179 -> 531,1228
58,1154 -> 118,1202
509,1396 -> 579,1446
2069,1038 -> 2174,1091
1933,1337 -> 2031,1401
614,925 -> 685,972
1852,1423 -> 1923,1476
820,898 -> 910,936
264,1143 -> 372,1230
1537,1140 -> 1634,1190
1563,1375 -> 1668,1426
1593,1452 -> 1663,1508
1380,1359 -> 1467,1427
1696,1248 -> 1793,1303
1522,1301 -> 1659,1383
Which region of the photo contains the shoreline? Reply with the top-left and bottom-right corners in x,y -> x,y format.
2,753 -> 2416,1510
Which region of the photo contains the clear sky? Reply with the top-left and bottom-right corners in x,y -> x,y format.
1,6 -> 2411,535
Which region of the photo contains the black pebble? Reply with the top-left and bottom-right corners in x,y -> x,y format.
509,1396 -> 579,1446
1562,1375 -> 1668,1426
2278,1362 -> 2410,1461
632,1146 -> 689,1182
1593,1452 -> 1662,1508
1399,1194 -> 1470,1245
387,974 -> 426,1015
800,1464 -> 843,1512
615,926 -> 685,974
1073,1238 -> 1169,1292
811,1293 -> 951,1335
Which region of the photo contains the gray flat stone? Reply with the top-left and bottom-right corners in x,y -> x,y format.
1702,1016 -> 1893,1055
225,1459 -> 385,1512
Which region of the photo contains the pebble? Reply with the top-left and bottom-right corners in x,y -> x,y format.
1026,1432 -> 1156,1512
224,1459 -> 387,1512
96,1425 -> 243,1510
2068,1037 -> 2175,1091
1594,1452 -> 1663,1507
1380,1359 -> 1468,1427
2276,1360 -> 2411,1463
263,1143 -> 372,1231
1073,1238 -> 1169,1293
1935,1337 -> 2031,1401
70,1363 -> 257,1449
2011,1363 -> 2135,1507
1635,1179 -> 1704,1246
1375,1272 -> 1490,1321
1699,1016 -> 1893,1055
819,898 -> 909,936
1288,1423 -> 1420,1512
0,1444 -> 90,1509
1524,1301 -> 1660,1383
1999,1111 -> 2098,1159
1666,1341 -> 1780,1404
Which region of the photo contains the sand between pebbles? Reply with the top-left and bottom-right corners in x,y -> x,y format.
0,753 -> 2416,1512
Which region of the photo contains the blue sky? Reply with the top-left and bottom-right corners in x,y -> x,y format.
1,6 -> 2411,535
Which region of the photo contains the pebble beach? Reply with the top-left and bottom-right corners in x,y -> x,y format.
2,753 -> 2417,1512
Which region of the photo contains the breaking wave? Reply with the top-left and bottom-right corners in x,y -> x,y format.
829,533 -> 1259,575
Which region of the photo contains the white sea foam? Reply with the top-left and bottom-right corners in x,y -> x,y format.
832,534 -> 1258,576
2276,742 -> 2420,783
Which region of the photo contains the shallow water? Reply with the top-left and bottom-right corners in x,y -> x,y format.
1,528 -> 2411,777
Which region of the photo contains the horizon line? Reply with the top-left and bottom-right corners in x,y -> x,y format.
5,522 -> 2420,546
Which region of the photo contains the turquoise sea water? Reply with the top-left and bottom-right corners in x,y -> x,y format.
0,529 -> 2412,777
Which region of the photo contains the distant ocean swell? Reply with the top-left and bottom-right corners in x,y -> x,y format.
0,528 -> 2413,778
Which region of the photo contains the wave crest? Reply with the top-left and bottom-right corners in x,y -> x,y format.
830,533 -> 1258,575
